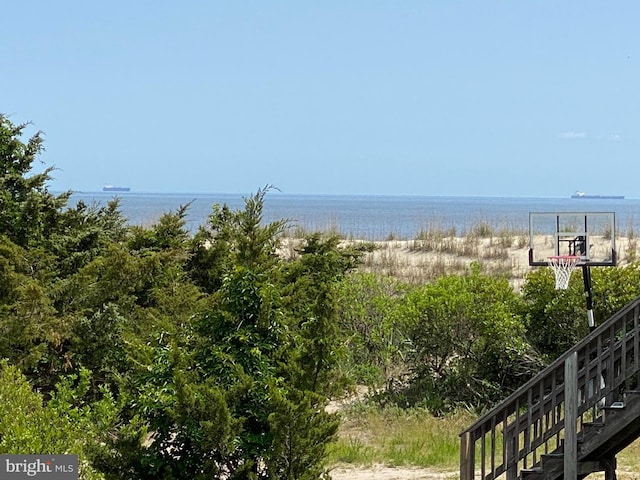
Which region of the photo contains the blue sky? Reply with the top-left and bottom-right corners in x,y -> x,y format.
3,2 -> 639,196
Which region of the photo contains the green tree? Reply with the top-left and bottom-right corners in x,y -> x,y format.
280,234 -> 371,396
334,272 -> 408,387
187,185 -> 287,293
0,115 -> 71,248
101,190 -> 340,479
49,198 -> 127,278
267,388 -> 339,480
92,331 -> 235,480
0,115 -> 132,394
63,207 -> 205,390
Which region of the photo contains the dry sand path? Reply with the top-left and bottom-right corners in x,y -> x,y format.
329,465 -> 458,480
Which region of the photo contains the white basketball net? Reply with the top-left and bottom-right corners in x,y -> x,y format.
548,256 -> 581,290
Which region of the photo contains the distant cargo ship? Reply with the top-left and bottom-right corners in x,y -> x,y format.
571,191 -> 624,199
103,185 -> 131,192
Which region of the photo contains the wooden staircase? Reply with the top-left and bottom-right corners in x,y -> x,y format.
460,297 -> 640,480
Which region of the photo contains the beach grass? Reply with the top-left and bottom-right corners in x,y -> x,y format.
313,222 -> 640,288
618,439 -> 640,478
282,223 -> 640,292
327,404 -> 474,469
328,403 -> 640,477
356,224 -> 532,286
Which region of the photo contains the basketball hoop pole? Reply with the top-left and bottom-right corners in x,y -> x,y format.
575,233 -> 596,333
581,265 -> 596,332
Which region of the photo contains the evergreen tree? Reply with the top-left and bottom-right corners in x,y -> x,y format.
0,115 -> 71,247
100,190 -> 341,479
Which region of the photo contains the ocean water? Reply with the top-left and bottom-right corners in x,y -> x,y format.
69,192 -> 640,241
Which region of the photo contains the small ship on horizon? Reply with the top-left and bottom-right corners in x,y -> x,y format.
571,191 -> 624,200
103,185 -> 131,192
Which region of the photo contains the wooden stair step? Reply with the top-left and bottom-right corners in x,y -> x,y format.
603,401 -> 626,421
519,459 -> 604,479
578,392 -> 640,459
520,467 -> 543,479
580,421 -> 605,432
541,453 -> 564,465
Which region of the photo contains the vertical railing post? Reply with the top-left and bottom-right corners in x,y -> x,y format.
506,431 -> 517,480
564,351 -> 578,480
460,430 -> 474,480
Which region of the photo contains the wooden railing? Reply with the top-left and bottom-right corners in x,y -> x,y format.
460,296 -> 640,480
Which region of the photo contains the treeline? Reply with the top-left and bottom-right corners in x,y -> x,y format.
3,114 -> 640,479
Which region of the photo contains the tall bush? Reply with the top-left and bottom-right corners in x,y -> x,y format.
334,272 -> 408,386
394,264 -> 535,412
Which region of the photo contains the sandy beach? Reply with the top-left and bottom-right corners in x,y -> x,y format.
350,235 -> 638,289
330,465 -> 458,480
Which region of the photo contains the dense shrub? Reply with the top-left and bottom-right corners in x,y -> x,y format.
521,263 -> 640,360
334,272 -> 409,386
0,362 -> 115,480
381,264 -> 539,413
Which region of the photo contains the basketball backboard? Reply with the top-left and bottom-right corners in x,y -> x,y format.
529,212 -> 617,267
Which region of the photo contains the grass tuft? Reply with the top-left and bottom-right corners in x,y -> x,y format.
328,404 -> 475,469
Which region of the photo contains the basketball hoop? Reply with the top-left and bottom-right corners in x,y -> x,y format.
548,255 -> 581,290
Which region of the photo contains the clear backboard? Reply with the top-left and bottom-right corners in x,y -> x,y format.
529,212 -> 617,267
